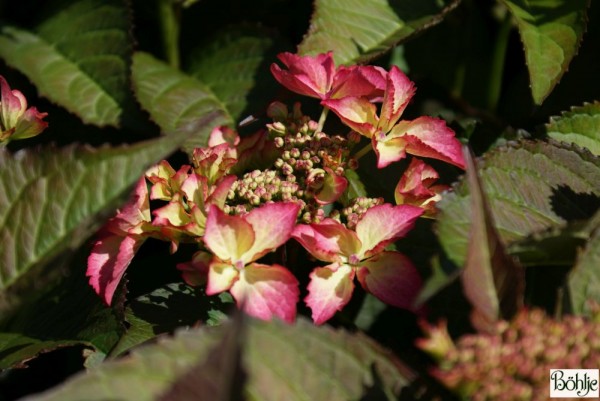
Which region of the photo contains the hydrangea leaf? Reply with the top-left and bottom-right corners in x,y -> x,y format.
19,318 -> 414,401
0,134 -> 189,315
186,26 -> 281,122
131,52 -> 233,154
436,140 -> 600,268
568,212 -> 600,317
0,265 -> 123,369
502,0 -> 590,104
0,0 -> 132,126
546,101 -> 600,155
298,0 -> 461,65
461,148 -> 524,332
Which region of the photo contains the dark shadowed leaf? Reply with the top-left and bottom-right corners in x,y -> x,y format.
132,52 -> 233,154
109,283 -> 232,357
298,0 -> 461,65
0,134 -> 189,316
546,101 -> 600,155
19,318 -> 414,401
186,26 -> 281,122
158,312 -> 246,401
501,0 -> 590,104
0,0 -> 132,126
461,148 -> 524,332
436,140 -> 600,269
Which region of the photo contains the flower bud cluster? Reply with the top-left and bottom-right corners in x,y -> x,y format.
419,309 -> 600,401
330,196 -> 384,229
226,104 -> 359,224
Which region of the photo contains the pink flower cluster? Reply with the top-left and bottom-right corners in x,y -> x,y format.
87,52 -> 465,325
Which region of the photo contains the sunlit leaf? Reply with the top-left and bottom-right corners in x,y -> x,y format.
186,26 -> 281,122
0,135 -> 189,315
502,0 -> 590,104
132,52 -> 233,154
546,101 -> 600,155
461,148 -> 524,332
20,318 -> 414,401
0,0 -> 132,126
436,140 -> 600,268
298,0 -> 461,65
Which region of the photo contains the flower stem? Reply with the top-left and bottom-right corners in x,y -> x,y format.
158,0 -> 181,69
353,142 -> 372,161
487,11 -> 512,112
317,107 -> 329,132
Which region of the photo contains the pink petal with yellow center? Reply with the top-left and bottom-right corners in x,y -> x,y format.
181,173 -> 208,209
230,263 -> 299,323
379,66 -> 415,133
355,204 -> 423,258
206,175 -> 237,209
387,117 -> 465,169
292,218 -> 360,263
270,52 -> 335,99
315,167 -> 348,205
87,233 -> 145,305
305,263 -> 355,325
356,251 -> 422,311
152,201 -> 191,227
241,202 -> 300,263
206,260 -> 239,295
395,158 -> 439,200
0,76 -> 26,128
322,96 -> 378,138
208,125 -> 240,148
107,177 -> 150,235
204,205 -> 255,263
371,132 -> 408,168
12,107 -> 48,140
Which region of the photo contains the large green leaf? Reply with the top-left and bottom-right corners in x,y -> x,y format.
21,318 -> 414,401
132,52 -> 233,154
568,211 -> 600,316
461,148 -> 523,332
502,0 -> 590,105
0,0 -> 132,126
0,135 -> 188,314
298,0 -> 461,65
546,101 -> 600,155
186,27 -> 281,122
436,140 -> 600,268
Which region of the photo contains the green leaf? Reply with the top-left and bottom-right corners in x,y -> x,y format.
568,215 -> 600,316
502,0 -> 590,104
186,26 -> 281,122
436,140 -> 600,268
0,264 -> 122,369
341,169 -> 367,205
0,0 -> 132,126
109,283 -> 230,357
0,135 -> 188,315
20,318 -> 414,401
546,101 -> 600,155
461,148 -> 524,332
132,52 -> 233,154
298,0 -> 461,65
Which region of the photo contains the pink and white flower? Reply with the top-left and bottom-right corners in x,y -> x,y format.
395,158 -> 449,216
323,66 -> 464,169
0,76 -> 48,142
203,202 -> 301,322
292,203 -> 424,324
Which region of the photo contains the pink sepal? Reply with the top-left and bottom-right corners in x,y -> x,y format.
230,263 -> 299,323
292,219 -> 360,263
355,204 -> 423,258
87,233 -> 145,305
356,251 -> 422,311
305,263 -> 355,325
